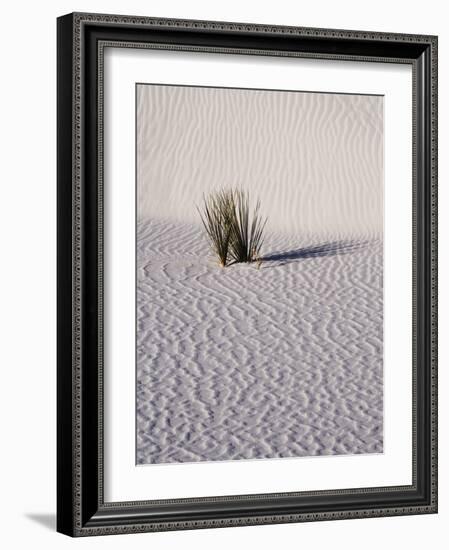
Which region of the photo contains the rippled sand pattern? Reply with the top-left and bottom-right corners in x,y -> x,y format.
136,219 -> 383,464
137,85 -> 383,238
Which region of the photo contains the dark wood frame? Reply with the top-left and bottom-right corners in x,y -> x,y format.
57,12 -> 438,537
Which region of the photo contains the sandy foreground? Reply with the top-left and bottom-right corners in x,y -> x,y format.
136,218 -> 383,465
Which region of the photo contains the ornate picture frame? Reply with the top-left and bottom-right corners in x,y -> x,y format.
57,12 -> 437,536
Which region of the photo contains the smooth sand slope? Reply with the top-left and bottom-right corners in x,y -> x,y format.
136,219 -> 383,464
137,85 -> 383,238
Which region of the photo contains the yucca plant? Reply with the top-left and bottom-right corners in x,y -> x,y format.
197,189 -> 234,267
228,189 -> 267,264
198,188 -> 267,267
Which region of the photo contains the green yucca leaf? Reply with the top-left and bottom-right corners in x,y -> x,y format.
197,189 -> 234,267
229,189 -> 266,263
198,187 -> 266,266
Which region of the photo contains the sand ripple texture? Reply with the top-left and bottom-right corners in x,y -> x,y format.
137,219 -> 383,464
137,85 -> 383,238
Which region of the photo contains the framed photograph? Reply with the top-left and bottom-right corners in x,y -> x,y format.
57,12 -> 438,536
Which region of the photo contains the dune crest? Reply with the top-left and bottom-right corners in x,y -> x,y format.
137,85 -> 383,239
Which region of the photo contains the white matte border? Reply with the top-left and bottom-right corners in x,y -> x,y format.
104,47 -> 412,502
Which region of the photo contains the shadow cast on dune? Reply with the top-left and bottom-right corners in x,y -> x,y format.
262,240 -> 370,266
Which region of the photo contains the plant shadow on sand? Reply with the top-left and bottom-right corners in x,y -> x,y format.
261,240 -> 370,267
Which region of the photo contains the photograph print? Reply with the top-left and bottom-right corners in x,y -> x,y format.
136,83 -> 384,465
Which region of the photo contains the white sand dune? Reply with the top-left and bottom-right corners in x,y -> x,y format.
137,85 -> 383,238
136,218 -> 383,464
136,84 -> 383,464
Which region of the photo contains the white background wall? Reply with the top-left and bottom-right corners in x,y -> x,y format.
0,1 -> 446,548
